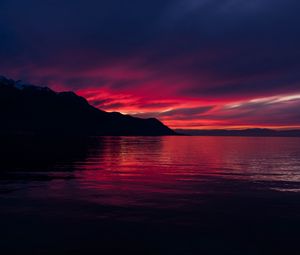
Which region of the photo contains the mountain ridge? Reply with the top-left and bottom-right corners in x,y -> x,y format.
0,76 -> 176,136
176,128 -> 300,137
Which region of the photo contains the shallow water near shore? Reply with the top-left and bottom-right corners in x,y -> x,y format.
1,136 -> 300,255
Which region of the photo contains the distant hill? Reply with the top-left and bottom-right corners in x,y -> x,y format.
176,128 -> 300,137
0,76 -> 176,136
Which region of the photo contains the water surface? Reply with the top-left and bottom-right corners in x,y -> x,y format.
1,136 -> 300,254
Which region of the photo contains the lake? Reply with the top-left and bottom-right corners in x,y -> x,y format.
1,136 -> 300,255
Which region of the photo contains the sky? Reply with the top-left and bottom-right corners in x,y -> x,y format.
0,0 -> 300,129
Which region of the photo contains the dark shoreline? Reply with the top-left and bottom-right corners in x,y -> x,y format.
2,176 -> 300,255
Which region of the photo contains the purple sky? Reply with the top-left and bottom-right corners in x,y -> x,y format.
1,0 -> 300,129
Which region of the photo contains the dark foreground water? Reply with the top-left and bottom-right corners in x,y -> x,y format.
1,136 -> 300,255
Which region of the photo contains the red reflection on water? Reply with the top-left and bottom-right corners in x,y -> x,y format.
71,137 -> 300,208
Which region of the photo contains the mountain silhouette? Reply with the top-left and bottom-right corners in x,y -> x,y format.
176,128 -> 300,137
0,76 -> 176,136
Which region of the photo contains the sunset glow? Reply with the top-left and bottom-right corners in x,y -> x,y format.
1,0 -> 299,130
